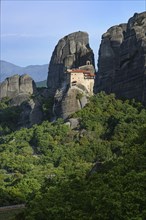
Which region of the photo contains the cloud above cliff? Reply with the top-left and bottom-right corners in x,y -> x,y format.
1,0 -> 145,66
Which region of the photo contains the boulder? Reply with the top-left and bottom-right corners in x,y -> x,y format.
53,87 -> 88,119
68,118 -> 79,129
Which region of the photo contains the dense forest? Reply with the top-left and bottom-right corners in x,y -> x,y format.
0,92 -> 146,219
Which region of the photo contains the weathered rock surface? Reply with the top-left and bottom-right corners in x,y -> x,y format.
18,98 -> 43,128
53,86 -> 88,119
47,31 -> 95,119
0,74 -> 43,127
47,31 -> 95,96
0,74 -> 36,99
94,12 -> 146,105
65,118 -> 79,129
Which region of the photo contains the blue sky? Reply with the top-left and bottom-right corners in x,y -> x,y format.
1,0 -> 145,67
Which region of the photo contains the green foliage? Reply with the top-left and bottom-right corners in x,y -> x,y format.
0,92 -> 146,220
0,97 -> 22,135
36,80 -> 47,88
41,97 -> 54,120
0,97 -> 10,109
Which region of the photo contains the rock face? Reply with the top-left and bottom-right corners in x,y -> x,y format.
47,31 -> 95,119
94,12 -> 146,105
0,74 -> 43,127
0,74 -> 36,99
47,31 -> 95,96
18,98 -> 43,128
53,87 -> 88,119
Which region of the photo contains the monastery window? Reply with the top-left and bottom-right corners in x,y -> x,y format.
72,81 -> 77,86
86,60 -> 90,65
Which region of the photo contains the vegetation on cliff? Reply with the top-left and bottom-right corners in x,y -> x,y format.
0,92 -> 146,219
0,97 -> 22,135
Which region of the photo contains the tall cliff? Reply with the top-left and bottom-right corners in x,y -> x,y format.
94,12 -> 146,105
47,31 -> 95,96
47,31 -> 95,119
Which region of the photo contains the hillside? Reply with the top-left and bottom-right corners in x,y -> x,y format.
36,79 -> 47,88
0,11 -> 146,220
0,60 -> 48,82
0,93 -> 146,219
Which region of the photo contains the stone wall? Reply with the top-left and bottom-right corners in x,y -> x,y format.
68,71 -> 94,95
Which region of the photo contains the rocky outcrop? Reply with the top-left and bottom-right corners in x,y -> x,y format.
94,12 -> 146,105
94,24 -> 127,93
47,31 -> 95,119
18,98 -> 43,128
0,74 -> 43,127
65,118 -> 79,129
53,86 -> 88,119
47,31 -> 95,96
0,74 -> 36,99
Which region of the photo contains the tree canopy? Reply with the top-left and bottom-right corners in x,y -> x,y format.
0,92 -> 146,219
